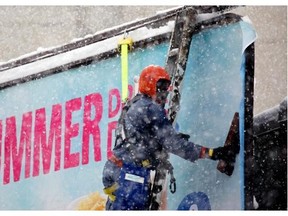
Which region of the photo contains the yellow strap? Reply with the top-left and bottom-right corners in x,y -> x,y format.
118,37 -> 133,102
103,183 -> 119,202
121,44 -> 129,102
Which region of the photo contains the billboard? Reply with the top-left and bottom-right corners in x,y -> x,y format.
0,8 -> 256,210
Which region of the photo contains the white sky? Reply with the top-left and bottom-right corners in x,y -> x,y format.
0,0 -> 286,6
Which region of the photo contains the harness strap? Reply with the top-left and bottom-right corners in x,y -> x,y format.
168,168 -> 176,194
103,183 -> 119,201
114,94 -> 143,147
109,153 -> 151,168
163,160 -> 177,194
108,154 -> 123,168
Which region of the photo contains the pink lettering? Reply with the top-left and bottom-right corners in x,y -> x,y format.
49,104 -> 62,172
82,93 -> 103,164
108,88 -> 121,118
33,108 -> 49,176
0,120 -> 2,174
32,106 -> 62,176
4,117 -> 17,184
21,112 -> 32,179
64,98 -> 81,169
3,113 -> 32,184
107,88 -> 123,159
107,121 -> 117,158
1,88 -> 128,185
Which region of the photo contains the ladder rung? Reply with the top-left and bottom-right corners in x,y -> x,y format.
168,48 -> 179,57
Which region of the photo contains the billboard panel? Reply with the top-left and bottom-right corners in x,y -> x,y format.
0,12 -> 256,210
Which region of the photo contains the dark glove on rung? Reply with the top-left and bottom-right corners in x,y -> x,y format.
210,145 -> 238,162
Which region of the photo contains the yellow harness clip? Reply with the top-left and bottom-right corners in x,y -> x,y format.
208,148 -> 214,157
118,37 -> 133,51
141,159 -> 150,167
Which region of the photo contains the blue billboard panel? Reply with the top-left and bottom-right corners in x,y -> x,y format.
0,17 -> 256,210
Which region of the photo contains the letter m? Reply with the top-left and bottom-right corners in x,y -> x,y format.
4,113 -> 32,184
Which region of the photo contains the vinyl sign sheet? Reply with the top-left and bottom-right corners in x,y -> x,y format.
0,17 -> 256,210
168,19 -> 256,210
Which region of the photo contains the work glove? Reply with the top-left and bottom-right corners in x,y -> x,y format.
210,145 -> 239,163
199,144 -> 239,176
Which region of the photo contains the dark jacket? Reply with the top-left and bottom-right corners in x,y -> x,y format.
113,94 -> 202,167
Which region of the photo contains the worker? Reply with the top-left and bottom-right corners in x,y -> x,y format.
102,65 -> 238,210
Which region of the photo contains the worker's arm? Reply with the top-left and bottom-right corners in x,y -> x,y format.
149,104 -> 236,163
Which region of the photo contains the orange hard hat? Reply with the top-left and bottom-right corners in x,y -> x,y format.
139,65 -> 170,97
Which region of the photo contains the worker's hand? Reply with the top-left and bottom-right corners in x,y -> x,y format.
210,145 -> 238,162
